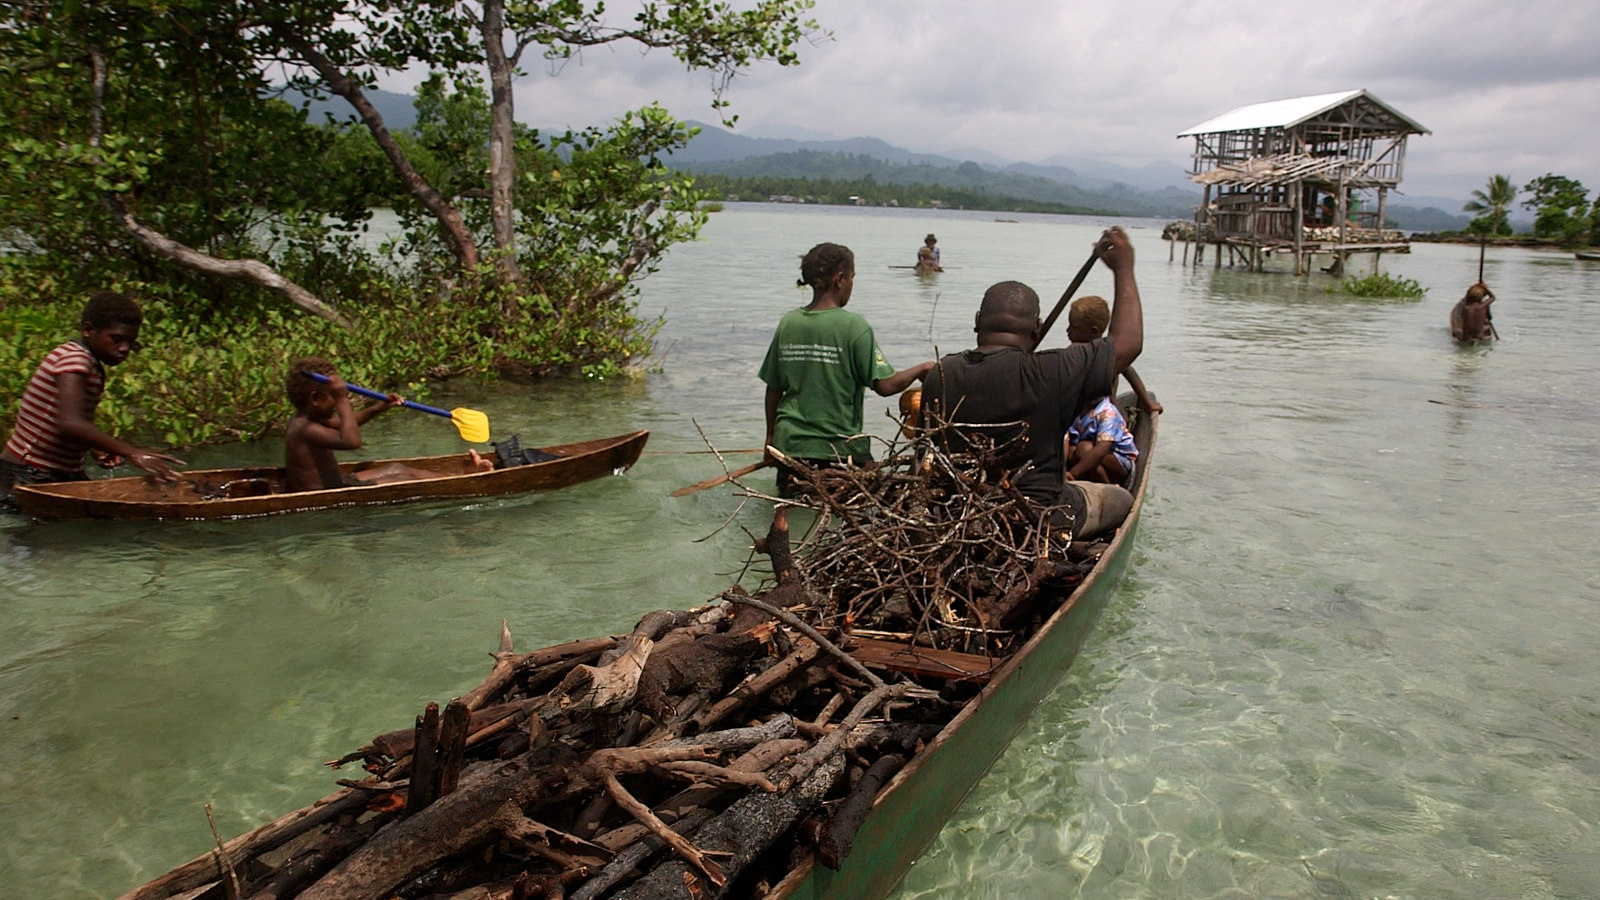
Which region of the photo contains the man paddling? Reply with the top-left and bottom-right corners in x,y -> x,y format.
1450,282 -> 1496,342
920,227 -> 1142,538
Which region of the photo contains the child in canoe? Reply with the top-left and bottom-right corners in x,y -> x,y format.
1063,295 -> 1160,485
2,291 -> 184,510
284,357 -> 489,492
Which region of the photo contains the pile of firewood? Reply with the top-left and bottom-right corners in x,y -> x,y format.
122,433 -> 1105,900
760,422 -> 1106,657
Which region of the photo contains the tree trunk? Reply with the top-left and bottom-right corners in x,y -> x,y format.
269,23 -> 481,272
481,0 -> 525,308
88,43 -> 349,327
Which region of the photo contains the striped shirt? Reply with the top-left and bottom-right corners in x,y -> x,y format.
4,341 -> 105,474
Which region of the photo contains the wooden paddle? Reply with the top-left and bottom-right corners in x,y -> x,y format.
306,373 -> 490,443
671,459 -> 771,498
1035,243 -> 1103,345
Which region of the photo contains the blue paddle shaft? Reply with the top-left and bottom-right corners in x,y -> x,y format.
306,372 -> 453,419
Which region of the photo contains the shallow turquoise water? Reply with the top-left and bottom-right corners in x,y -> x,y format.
2,205 -> 1596,898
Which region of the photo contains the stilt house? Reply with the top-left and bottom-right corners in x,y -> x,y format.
1176,89 -> 1429,274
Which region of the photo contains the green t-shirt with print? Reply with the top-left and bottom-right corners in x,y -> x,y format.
758,306 -> 897,460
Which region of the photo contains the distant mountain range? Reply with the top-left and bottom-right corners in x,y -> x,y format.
669,123 -> 1473,231
285,90 -> 1472,231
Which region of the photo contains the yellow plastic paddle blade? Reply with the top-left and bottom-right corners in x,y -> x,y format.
451,407 -> 490,443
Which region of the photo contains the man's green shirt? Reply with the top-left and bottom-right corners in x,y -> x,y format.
759,307 -> 897,460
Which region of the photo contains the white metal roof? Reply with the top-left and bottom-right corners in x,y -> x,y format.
1176,89 -> 1429,137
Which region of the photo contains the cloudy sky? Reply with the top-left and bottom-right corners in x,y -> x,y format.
445,0 -> 1600,206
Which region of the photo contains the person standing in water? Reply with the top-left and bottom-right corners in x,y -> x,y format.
1450,282 -> 1496,342
916,233 -> 943,273
760,242 -> 933,496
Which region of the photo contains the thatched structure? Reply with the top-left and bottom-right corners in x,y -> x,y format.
1176,89 -> 1429,274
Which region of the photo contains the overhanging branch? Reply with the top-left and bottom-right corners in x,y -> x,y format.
86,43 -> 350,327
106,196 -> 352,327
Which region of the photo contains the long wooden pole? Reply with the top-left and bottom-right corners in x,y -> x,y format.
1035,246 -> 1103,346
671,460 -> 771,498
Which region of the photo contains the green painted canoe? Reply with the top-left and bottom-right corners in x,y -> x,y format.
769,401 -> 1157,899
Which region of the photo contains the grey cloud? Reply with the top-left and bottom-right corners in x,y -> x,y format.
386,0 -> 1600,200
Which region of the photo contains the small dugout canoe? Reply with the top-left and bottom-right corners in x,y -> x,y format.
12,430 -> 649,522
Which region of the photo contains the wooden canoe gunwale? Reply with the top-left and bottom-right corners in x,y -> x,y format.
770,400 -> 1157,900
12,430 -> 649,522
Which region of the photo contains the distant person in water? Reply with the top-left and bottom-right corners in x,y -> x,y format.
283,357 -> 489,492
916,233 -> 943,273
1450,282 -> 1496,342
760,242 -> 934,497
2,291 -> 183,510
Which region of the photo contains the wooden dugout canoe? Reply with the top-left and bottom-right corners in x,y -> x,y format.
768,399 -> 1156,899
12,430 -> 649,522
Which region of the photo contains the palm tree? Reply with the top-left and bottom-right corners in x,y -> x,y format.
1463,174 -> 1517,280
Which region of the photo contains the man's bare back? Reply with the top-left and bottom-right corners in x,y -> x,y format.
1451,282 -> 1496,342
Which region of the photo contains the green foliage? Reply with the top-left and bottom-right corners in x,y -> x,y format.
0,0 -> 819,452
694,173 -> 1111,215
1326,273 -> 1428,300
685,149 -> 1156,215
1463,174 -> 1517,237
0,256 -> 656,447
1521,174 -> 1591,247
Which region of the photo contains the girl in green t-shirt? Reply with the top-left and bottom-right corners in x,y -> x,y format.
759,242 -> 932,496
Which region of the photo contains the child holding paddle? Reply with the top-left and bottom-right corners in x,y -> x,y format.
2,291 -> 184,510
284,357 -> 489,492
760,242 -> 933,497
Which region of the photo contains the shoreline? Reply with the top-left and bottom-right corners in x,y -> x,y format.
1406,233 -> 1570,249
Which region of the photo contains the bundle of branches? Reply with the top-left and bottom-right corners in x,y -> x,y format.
762,418 -> 1104,658
121,515 -> 957,900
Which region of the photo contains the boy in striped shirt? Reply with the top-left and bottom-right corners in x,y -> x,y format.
2,291 -> 183,509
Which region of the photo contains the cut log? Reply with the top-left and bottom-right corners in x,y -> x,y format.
407,703 -> 441,813
114,790 -> 368,900
369,697 -> 544,759
294,752 -> 561,900
457,636 -> 619,712
846,637 -> 1001,684
437,700 -> 472,797
610,754 -> 847,899
570,807 -> 716,900
550,633 -> 654,715
816,754 -> 905,869
681,639 -> 824,736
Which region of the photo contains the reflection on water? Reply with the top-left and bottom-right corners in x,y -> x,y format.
2,207 -> 1597,898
